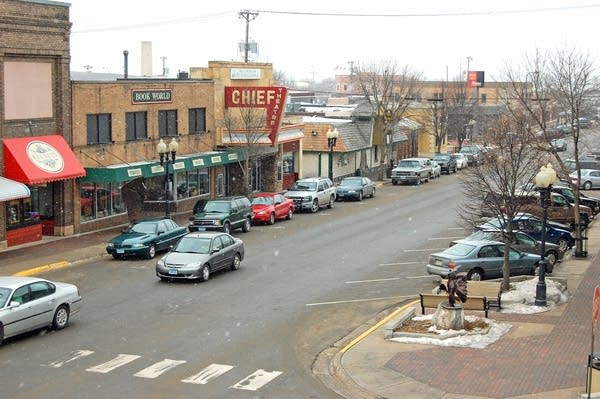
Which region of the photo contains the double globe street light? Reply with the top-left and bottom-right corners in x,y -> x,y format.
326,127 -> 339,181
156,138 -> 178,218
534,163 -> 557,306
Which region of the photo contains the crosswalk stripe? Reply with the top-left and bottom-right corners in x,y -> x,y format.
45,349 -> 94,368
181,363 -> 235,385
86,354 -> 141,373
231,369 -> 283,391
134,359 -> 187,379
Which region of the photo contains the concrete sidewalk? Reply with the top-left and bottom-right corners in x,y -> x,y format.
315,220 -> 600,399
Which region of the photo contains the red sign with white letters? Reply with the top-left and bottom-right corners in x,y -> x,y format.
224,86 -> 287,144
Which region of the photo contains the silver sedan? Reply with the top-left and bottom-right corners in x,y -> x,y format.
0,276 -> 82,343
156,232 -> 244,282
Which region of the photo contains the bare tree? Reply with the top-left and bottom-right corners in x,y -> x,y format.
445,75 -> 477,151
458,115 -> 541,291
351,62 -> 421,177
503,48 -> 597,257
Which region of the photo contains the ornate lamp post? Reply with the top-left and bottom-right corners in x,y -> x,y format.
534,163 -> 557,306
156,138 -> 178,218
326,127 -> 339,181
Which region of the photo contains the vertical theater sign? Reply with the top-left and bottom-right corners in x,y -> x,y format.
224,86 -> 288,144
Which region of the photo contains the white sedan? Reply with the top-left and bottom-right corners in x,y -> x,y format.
451,153 -> 468,169
0,276 -> 82,343
430,160 -> 442,178
570,169 -> 600,190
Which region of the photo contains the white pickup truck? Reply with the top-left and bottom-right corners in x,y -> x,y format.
391,158 -> 432,185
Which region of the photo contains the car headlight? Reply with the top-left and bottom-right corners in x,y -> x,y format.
132,243 -> 145,248
348,190 -> 356,193
107,243 -> 114,248
303,196 -> 311,202
157,258 -> 165,266
257,210 -> 266,215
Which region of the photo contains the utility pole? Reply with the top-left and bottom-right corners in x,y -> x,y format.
160,56 -> 167,77
239,10 -> 258,63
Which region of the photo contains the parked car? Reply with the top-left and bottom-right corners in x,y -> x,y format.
335,176 -> 376,201
570,169 -> 600,190
544,184 -> 600,215
450,153 -> 468,169
251,192 -> 294,224
391,158 -> 431,185
453,229 -> 563,269
517,191 -> 593,228
426,239 -> 542,281
188,196 -> 252,234
460,145 -> 484,166
284,177 -> 336,212
433,154 -> 457,174
430,160 -> 441,178
106,217 -> 187,259
478,214 -> 575,252
0,276 -> 82,343
564,159 -> 600,172
156,232 -> 244,282
550,138 -> 567,152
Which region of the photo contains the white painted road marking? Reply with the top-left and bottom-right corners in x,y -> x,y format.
45,350 -> 94,368
345,277 -> 401,284
231,369 -> 283,391
378,261 -> 419,266
182,363 -> 235,385
428,236 -> 464,240
134,359 -> 187,379
403,248 -> 445,252
86,354 -> 141,373
306,295 -> 414,306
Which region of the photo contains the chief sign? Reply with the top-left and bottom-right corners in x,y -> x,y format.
224,86 -> 287,144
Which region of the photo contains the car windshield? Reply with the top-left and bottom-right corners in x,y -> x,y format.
252,196 -> 273,205
466,230 -> 499,241
434,155 -> 449,161
399,160 -> 420,168
201,201 -> 231,213
129,222 -> 157,234
340,178 -> 362,187
174,236 -> 212,254
290,182 -> 317,191
0,287 -> 11,307
443,243 -> 476,256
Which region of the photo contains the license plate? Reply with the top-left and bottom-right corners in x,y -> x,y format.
434,259 -> 442,266
168,268 -> 178,275
117,249 -> 124,254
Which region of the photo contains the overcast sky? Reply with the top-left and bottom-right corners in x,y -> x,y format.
66,0 -> 600,83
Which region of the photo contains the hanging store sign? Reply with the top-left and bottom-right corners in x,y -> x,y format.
132,89 -> 173,104
224,86 -> 288,144
467,71 -> 485,88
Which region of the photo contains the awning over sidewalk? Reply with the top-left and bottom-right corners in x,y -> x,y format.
81,149 -> 246,183
3,135 -> 86,184
0,176 -> 30,201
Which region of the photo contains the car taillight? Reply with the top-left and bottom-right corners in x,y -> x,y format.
448,261 -> 457,270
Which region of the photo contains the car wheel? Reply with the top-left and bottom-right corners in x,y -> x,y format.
286,208 -> 293,220
545,250 -> 558,267
112,254 -> 122,260
358,191 -> 363,201
146,244 -> 156,259
467,269 -> 484,281
371,188 -> 376,198
584,181 -> 593,190
327,195 -> 334,209
52,305 -> 70,330
199,264 -> 210,282
268,213 -> 275,225
231,254 -> 241,271
242,218 -> 251,232
0,323 -> 4,344
557,238 -> 569,253
415,178 -> 421,186
311,199 -> 319,213
223,222 -> 231,234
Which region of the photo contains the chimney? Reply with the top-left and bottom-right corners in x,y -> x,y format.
123,50 -> 129,79
141,41 -> 152,77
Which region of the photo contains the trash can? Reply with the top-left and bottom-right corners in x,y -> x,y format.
587,353 -> 600,394
355,168 -> 361,176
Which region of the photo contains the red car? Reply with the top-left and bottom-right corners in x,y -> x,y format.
251,193 -> 294,225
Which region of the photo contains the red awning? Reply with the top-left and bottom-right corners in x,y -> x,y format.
3,135 -> 86,184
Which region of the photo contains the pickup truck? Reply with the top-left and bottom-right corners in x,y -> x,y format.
391,158 -> 432,185
518,192 -> 593,229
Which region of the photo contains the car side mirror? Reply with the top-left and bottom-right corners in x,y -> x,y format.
157,229 -> 165,235
9,301 -> 20,308
212,247 -> 221,254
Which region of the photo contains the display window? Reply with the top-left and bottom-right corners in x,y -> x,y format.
80,182 -> 125,221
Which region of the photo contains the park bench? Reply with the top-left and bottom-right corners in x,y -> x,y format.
419,293 -> 489,318
442,279 -> 503,309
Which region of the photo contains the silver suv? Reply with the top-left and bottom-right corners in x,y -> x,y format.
285,177 -> 336,213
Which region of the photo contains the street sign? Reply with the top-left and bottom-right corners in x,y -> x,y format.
593,285 -> 600,324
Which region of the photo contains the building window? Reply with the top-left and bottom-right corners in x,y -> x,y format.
80,183 -> 125,222
87,113 -> 112,144
189,108 -> 206,134
175,168 -> 209,199
125,111 -> 148,141
158,110 -> 178,137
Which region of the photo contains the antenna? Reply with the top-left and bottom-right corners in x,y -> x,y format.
239,10 -> 258,62
160,56 -> 167,77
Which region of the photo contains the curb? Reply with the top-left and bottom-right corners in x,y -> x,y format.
13,260 -> 70,277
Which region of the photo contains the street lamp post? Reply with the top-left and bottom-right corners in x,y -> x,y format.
534,163 -> 557,306
156,138 -> 178,218
326,127 -> 339,181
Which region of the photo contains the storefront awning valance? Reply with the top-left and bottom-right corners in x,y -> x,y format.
82,150 -> 246,184
3,135 -> 86,184
0,176 -> 30,201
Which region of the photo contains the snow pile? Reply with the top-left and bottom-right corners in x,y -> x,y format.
500,277 -> 569,314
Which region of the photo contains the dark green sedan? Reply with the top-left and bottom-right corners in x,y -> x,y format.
106,218 -> 187,259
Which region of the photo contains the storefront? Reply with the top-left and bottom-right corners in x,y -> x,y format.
2,135 -> 85,246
